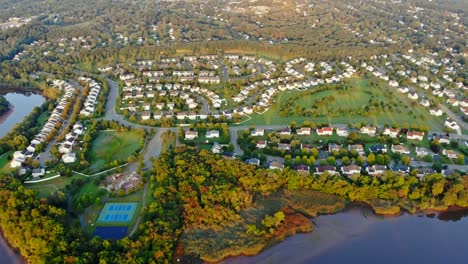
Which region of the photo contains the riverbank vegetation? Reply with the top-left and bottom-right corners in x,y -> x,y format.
0,96 -> 10,116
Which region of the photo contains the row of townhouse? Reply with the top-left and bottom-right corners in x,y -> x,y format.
11,81 -> 76,168
78,77 -> 101,116
58,123 -> 85,163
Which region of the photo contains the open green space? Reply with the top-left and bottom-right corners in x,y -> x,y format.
0,150 -> 13,174
242,78 -> 446,131
89,130 -> 143,171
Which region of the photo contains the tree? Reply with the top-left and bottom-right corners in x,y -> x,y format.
342,156 -> 351,166
367,153 -> 376,165
401,155 -> 411,166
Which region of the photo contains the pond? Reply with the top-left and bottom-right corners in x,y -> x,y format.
223,206 -> 468,264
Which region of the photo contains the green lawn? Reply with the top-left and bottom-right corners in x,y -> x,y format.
37,111 -> 50,126
89,130 -> 143,171
25,173 -> 86,190
0,150 -> 13,174
241,78 -> 446,131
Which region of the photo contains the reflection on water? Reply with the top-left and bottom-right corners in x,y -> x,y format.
223,206 -> 468,264
0,93 -> 45,138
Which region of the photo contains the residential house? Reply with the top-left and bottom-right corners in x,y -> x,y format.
268,161 -> 284,171
391,144 -> 410,155
211,142 -> 223,154
251,128 -> 265,137
415,147 -> 429,157
185,131 -> 198,140
383,128 -> 399,138
315,165 -> 337,175
206,130 -> 220,139
293,164 -> 310,174
296,127 -> 311,136
32,168 -> 45,178
245,158 -> 260,166
366,165 -> 387,176
407,131 -> 424,141
442,149 -> 458,159
278,143 -> 291,151
62,152 -> 77,163
336,127 -> 349,137
316,127 -> 333,136
430,108 -> 443,116
341,165 -> 361,176
256,140 -> 267,149
360,126 -> 377,136
328,143 -> 342,153
348,144 -> 365,155
278,128 -> 292,135
369,144 -> 387,153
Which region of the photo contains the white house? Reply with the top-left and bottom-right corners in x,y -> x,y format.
256,140 -> 267,149
415,147 -> 429,157
32,168 -> 45,178
62,152 -> 77,163
206,130 -> 220,139
383,128 -> 399,138
442,149 -> 458,159
296,127 -> 311,136
336,127 -> 349,137
251,128 -> 265,137
407,131 -> 424,141
341,165 -> 361,176
360,126 -> 377,136
366,165 -> 387,176
430,108 -> 443,116
391,144 -> 410,155
185,131 -> 198,140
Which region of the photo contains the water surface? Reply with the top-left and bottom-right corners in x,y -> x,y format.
0,93 -> 45,138
224,207 -> 468,264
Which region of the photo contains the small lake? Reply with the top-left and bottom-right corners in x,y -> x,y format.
0,93 -> 45,138
223,207 -> 468,264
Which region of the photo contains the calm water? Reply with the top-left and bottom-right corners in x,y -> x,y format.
0,92 -> 44,264
0,93 -> 45,138
224,207 -> 468,264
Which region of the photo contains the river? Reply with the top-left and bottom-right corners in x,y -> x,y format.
223,207 -> 468,264
0,92 -> 44,264
0,93 -> 45,138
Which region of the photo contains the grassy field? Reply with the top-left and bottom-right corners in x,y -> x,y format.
0,150 -> 13,174
89,130 -> 143,171
241,78 -> 446,131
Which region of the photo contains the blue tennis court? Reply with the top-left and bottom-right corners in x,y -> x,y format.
97,202 -> 138,224
94,226 -> 128,239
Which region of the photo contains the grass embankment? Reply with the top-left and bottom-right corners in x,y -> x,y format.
180,189 -> 347,262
